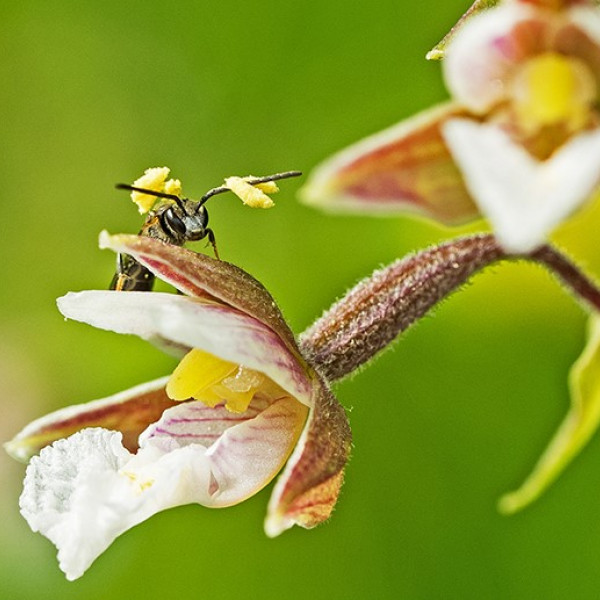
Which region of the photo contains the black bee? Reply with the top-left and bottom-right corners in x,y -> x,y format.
110,171 -> 301,291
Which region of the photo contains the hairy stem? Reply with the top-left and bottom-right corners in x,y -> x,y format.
531,245 -> 600,312
300,235 -> 600,382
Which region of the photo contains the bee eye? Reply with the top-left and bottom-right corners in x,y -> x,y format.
164,208 -> 187,236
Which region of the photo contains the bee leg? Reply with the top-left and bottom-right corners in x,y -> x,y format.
110,253 -> 126,290
206,228 -> 220,260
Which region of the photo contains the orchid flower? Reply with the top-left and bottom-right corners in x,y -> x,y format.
5,232 -> 351,580
300,0 -> 600,253
7,228 -> 600,581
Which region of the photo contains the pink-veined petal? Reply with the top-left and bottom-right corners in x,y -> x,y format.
265,376 -> 351,536
57,291 -> 312,405
499,315 -> 600,513
99,232 -> 300,359
443,2 -> 545,112
141,395 -> 274,451
5,377 -> 175,461
443,119 -> 600,252
299,103 -> 480,225
142,395 -> 308,507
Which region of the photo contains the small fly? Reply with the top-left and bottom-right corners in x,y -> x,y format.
110,170 -> 301,291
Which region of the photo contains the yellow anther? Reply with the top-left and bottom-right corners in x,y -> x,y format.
512,53 -> 595,133
163,178 -> 182,197
166,349 -> 238,401
166,349 -> 264,413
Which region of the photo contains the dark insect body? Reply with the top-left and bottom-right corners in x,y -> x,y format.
110,171 -> 301,291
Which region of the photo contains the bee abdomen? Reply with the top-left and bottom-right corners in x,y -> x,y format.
110,253 -> 155,291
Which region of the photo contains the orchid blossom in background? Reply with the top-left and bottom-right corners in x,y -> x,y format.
301,0 -> 600,253
300,0 -> 600,515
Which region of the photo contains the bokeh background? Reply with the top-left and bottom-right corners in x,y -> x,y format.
2,0 -> 600,598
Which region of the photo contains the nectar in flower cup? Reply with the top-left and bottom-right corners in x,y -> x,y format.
110,167 -> 302,291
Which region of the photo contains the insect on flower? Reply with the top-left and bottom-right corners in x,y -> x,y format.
110,168 -> 302,291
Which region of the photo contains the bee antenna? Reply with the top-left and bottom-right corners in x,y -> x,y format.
115,184 -> 185,209
196,170 -> 302,209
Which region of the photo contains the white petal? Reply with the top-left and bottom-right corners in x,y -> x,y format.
443,3 -> 533,113
21,428 -> 212,580
57,291 -> 312,405
569,6 -> 600,48
205,396 -> 306,506
442,120 -> 600,252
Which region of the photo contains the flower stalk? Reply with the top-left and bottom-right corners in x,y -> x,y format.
301,235 -> 600,382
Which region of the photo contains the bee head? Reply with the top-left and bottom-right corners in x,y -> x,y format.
162,199 -> 209,243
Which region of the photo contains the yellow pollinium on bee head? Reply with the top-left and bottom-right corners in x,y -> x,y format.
512,52 -> 596,133
224,176 -> 278,208
130,167 -> 182,214
166,348 -> 265,413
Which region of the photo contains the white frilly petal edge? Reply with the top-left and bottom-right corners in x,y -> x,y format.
19,428 -> 206,581
442,119 -> 600,252
57,291 -> 312,406
21,396 -> 307,580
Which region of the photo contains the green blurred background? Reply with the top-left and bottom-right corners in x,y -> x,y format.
2,0 -> 599,598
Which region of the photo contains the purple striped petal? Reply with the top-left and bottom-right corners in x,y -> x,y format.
299,103 -> 480,225
142,395 -> 308,507
5,377 -> 176,461
140,396 -> 272,451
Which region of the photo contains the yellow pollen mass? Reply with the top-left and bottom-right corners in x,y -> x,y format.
131,166 -> 171,214
167,348 -> 238,400
166,349 -> 264,413
512,53 -> 596,133
224,176 -> 277,208
254,181 -> 279,194
163,178 -> 182,197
